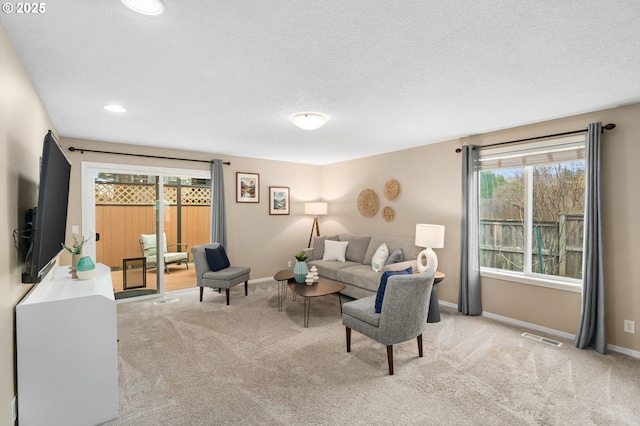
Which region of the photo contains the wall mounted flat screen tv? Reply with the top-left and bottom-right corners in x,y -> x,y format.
22,131 -> 72,283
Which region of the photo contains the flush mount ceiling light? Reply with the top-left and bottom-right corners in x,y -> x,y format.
103,104 -> 127,113
289,112 -> 329,130
121,0 -> 165,15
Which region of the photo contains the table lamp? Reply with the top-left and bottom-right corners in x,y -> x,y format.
305,202 -> 328,248
415,224 -> 445,273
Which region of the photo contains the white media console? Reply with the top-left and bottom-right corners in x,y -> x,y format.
16,263 -> 118,426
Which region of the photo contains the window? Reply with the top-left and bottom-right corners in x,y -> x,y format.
478,135 -> 586,289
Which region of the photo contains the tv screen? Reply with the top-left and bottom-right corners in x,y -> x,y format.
22,131 -> 71,283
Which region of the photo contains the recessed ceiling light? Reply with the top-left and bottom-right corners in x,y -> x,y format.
290,112 -> 329,130
121,0 -> 165,15
103,105 -> 127,113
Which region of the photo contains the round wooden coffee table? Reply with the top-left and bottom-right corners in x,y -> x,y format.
289,278 -> 346,327
273,268 -> 294,312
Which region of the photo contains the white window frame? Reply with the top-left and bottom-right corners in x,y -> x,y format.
478,135 -> 586,293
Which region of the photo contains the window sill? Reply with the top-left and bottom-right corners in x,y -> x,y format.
480,269 -> 582,293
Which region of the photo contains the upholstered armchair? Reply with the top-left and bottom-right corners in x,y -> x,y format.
139,233 -> 189,273
342,270 -> 435,375
192,243 -> 251,305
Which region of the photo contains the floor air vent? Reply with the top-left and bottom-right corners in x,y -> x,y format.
154,297 -> 180,305
521,332 -> 563,347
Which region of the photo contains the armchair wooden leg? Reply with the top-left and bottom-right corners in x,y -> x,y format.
244,281 -> 248,296
417,334 -> 423,357
199,287 -> 203,302
387,345 -> 394,375
225,289 -> 230,305
346,327 -> 351,352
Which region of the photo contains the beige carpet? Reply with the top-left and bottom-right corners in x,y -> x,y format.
103,281 -> 640,425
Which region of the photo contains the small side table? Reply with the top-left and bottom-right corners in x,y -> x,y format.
273,268 -> 294,312
428,271 -> 445,323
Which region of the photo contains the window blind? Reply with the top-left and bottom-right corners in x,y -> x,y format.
479,135 -> 586,170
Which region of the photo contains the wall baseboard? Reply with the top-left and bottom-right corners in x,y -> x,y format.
439,301 -> 640,360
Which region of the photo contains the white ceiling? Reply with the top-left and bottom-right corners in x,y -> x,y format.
2,1 -> 639,165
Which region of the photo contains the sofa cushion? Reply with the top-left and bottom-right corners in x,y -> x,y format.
371,243 -> 389,272
338,234 -> 371,264
363,236 -> 421,265
311,235 -> 338,261
374,267 -> 413,313
385,248 -> 404,265
205,246 -> 230,271
308,259 -> 360,281
164,252 -> 188,264
323,240 -> 348,261
336,264 -> 384,293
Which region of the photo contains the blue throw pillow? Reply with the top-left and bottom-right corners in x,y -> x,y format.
374,267 -> 413,313
205,246 -> 230,272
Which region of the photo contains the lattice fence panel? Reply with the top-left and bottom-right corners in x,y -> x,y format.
180,186 -> 211,205
95,183 -> 210,205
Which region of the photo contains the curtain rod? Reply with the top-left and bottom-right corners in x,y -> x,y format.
454,123 -> 616,153
67,146 -> 231,165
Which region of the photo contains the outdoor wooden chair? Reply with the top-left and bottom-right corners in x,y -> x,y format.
139,232 -> 189,273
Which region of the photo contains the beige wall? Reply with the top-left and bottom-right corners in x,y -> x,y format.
1,26 -> 57,425
322,103 -> 640,352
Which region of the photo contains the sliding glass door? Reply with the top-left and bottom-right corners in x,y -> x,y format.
82,162 -> 210,300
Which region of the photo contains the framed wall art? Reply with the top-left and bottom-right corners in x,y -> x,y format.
236,172 -> 259,203
269,186 -> 290,215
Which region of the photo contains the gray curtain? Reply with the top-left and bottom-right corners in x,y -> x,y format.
210,159 -> 227,248
575,122 -> 606,353
459,145 -> 482,315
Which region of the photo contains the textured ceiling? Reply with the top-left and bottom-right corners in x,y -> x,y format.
2,1 -> 639,165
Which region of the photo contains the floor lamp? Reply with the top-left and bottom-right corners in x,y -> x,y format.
415,224 -> 445,273
305,202 -> 328,248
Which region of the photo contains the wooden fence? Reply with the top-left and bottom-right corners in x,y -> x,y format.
480,214 -> 583,279
94,182 -> 211,268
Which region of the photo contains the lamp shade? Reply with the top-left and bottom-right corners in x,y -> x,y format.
304,202 -> 328,216
290,112 -> 328,130
415,224 -> 445,249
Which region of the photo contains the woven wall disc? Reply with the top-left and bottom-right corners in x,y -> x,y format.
357,189 -> 379,217
383,178 -> 401,201
382,206 -> 395,222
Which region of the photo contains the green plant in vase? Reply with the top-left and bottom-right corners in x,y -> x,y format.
62,233 -> 92,278
293,251 -> 309,283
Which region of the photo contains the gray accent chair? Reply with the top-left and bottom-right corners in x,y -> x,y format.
192,243 -> 251,305
342,270 -> 435,375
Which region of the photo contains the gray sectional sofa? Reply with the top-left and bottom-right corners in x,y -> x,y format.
301,233 -> 420,299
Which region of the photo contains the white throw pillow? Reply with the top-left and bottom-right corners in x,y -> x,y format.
323,240 -> 349,262
371,243 -> 389,272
